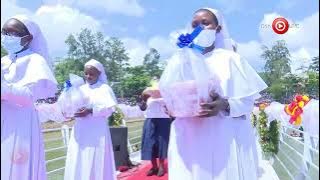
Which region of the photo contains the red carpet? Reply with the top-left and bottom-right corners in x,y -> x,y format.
117,160 -> 168,180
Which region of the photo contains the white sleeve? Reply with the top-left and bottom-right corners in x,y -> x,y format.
92,104 -> 115,118
91,84 -> 117,118
1,80 -> 56,107
227,94 -> 257,118
1,82 -> 34,106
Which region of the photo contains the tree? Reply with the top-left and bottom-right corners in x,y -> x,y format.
143,48 -> 164,77
259,42 -> 319,102
119,75 -> 151,104
258,72 -> 269,83
1,44 -> 7,57
305,71 -> 319,99
54,58 -> 84,84
261,40 -> 291,85
65,29 -> 107,62
105,37 -> 129,82
260,40 -> 292,102
115,65 -> 151,104
55,28 -> 129,84
305,56 -> 319,99
113,48 -> 165,103
308,56 -> 319,72
53,28 -> 165,102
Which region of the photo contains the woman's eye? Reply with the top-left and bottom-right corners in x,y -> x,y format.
192,23 -> 198,28
202,21 -> 209,26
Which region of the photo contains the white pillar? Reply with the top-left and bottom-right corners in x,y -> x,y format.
61,125 -> 70,146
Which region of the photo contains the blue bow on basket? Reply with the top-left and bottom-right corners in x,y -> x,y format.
176,25 -> 205,53
64,80 -> 72,91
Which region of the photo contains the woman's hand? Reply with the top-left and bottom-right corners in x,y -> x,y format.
164,105 -> 174,118
138,100 -> 147,111
74,107 -> 92,117
198,91 -> 230,118
137,94 -> 149,111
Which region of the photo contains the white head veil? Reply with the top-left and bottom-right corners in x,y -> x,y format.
200,8 -> 234,50
84,59 -> 118,103
12,15 -> 51,66
84,59 -> 108,83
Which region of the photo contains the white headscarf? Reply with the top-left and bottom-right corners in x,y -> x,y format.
12,15 -> 51,66
200,8 -> 234,50
84,59 -> 118,103
84,59 -> 108,83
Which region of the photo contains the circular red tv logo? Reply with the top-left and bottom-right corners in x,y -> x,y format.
272,17 -> 289,34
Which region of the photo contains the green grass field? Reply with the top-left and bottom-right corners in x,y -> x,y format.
44,119 -> 144,180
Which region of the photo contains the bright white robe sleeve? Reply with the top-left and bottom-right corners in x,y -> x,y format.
91,84 -> 117,118
36,102 -> 67,123
1,82 -> 34,106
92,105 -> 115,118
206,49 -> 268,99
205,49 -> 267,118
2,79 -> 56,107
227,95 -> 256,118
228,97 -> 253,117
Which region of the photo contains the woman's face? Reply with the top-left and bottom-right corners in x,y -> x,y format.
191,9 -> 219,30
1,18 -> 33,47
84,65 -> 101,85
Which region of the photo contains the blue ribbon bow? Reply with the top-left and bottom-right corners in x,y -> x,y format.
64,80 -> 72,91
176,25 -> 205,53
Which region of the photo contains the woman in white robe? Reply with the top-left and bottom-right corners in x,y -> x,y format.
165,8 -> 268,180
63,59 -> 117,180
1,15 -> 57,180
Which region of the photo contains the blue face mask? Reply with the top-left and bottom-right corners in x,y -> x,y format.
1,35 -> 26,55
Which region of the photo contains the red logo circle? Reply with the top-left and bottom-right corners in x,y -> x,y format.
272,17 -> 289,34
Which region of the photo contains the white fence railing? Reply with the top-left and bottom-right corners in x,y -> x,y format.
42,125 -> 70,176
271,124 -> 319,180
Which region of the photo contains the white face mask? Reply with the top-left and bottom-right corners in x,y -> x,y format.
1,35 -> 25,55
193,29 -> 216,48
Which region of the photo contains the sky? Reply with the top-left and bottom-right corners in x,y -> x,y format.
1,0 -> 319,72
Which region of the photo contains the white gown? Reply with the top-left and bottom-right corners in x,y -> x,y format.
63,82 -> 117,180
168,49 -> 268,180
1,50 -> 57,180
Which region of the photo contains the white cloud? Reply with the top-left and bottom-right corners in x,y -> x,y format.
148,36 -> 176,59
237,11 -> 319,73
259,12 -> 319,50
258,11 -> 319,72
2,0 -> 150,67
214,0 -> 301,14
214,0 -> 262,14
121,38 -> 149,66
43,0 -> 76,6
122,29 -> 182,66
237,41 -> 264,71
275,0 -> 296,11
238,12 -> 319,73
73,0 -> 145,17
1,0 -> 31,25
215,0 -> 246,14
275,0 -> 313,12
42,0 -> 145,17
34,5 -> 102,57
1,1 -> 103,59
290,48 -> 312,73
